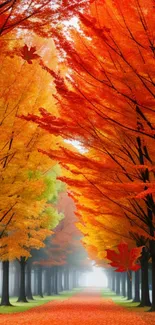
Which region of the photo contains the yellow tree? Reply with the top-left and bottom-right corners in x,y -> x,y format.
0,29 -> 66,305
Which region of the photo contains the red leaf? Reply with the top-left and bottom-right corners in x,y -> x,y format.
21,44 -> 40,64
106,242 -> 143,272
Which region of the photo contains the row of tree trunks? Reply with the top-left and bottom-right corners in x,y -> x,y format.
108,264 -> 151,307
0,260 -> 80,306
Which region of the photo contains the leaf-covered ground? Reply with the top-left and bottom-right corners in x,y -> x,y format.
0,289 -> 153,324
0,290 -> 78,314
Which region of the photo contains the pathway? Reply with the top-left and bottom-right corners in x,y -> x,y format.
0,289 -> 150,324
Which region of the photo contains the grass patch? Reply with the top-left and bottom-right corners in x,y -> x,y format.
0,288 -> 81,314
102,288 -> 150,312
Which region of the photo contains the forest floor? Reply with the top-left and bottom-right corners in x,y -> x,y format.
0,288 -> 154,325
0,289 -> 79,314
102,289 -> 154,325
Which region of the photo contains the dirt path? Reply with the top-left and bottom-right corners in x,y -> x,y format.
0,289 -> 149,325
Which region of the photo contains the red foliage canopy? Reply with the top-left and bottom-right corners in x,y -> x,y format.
0,0 -> 88,37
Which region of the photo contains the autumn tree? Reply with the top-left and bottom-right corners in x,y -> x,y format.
1,0 -> 155,311
22,0 -> 155,310
0,26 -> 67,305
0,0 -> 87,37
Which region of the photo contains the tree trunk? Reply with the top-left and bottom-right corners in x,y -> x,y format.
33,267 -> 38,295
114,272 -> 117,293
70,269 -> 73,290
26,260 -> 34,300
149,255 -> 155,311
17,257 -> 28,302
64,267 -> 70,290
121,272 -> 126,297
139,248 -> 151,307
53,266 -> 59,295
42,268 -> 46,295
107,273 -> 111,289
73,270 -> 77,289
76,270 -> 79,288
127,271 -> 132,300
13,262 -> 20,297
58,268 -> 63,291
51,267 -> 55,294
0,261 -> 12,306
133,270 -> 140,303
46,268 -> 51,296
116,272 -> 121,295
64,269 -> 67,290
148,235 -> 155,311
109,271 -> 113,291
38,266 -> 43,298
112,272 -> 115,291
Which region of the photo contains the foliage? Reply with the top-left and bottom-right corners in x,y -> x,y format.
0,0 -> 88,37
1,0 -> 155,281
0,27 -> 65,261
22,0 -> 155,270
35,192 -> 89,270
106,242 -> 142,272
